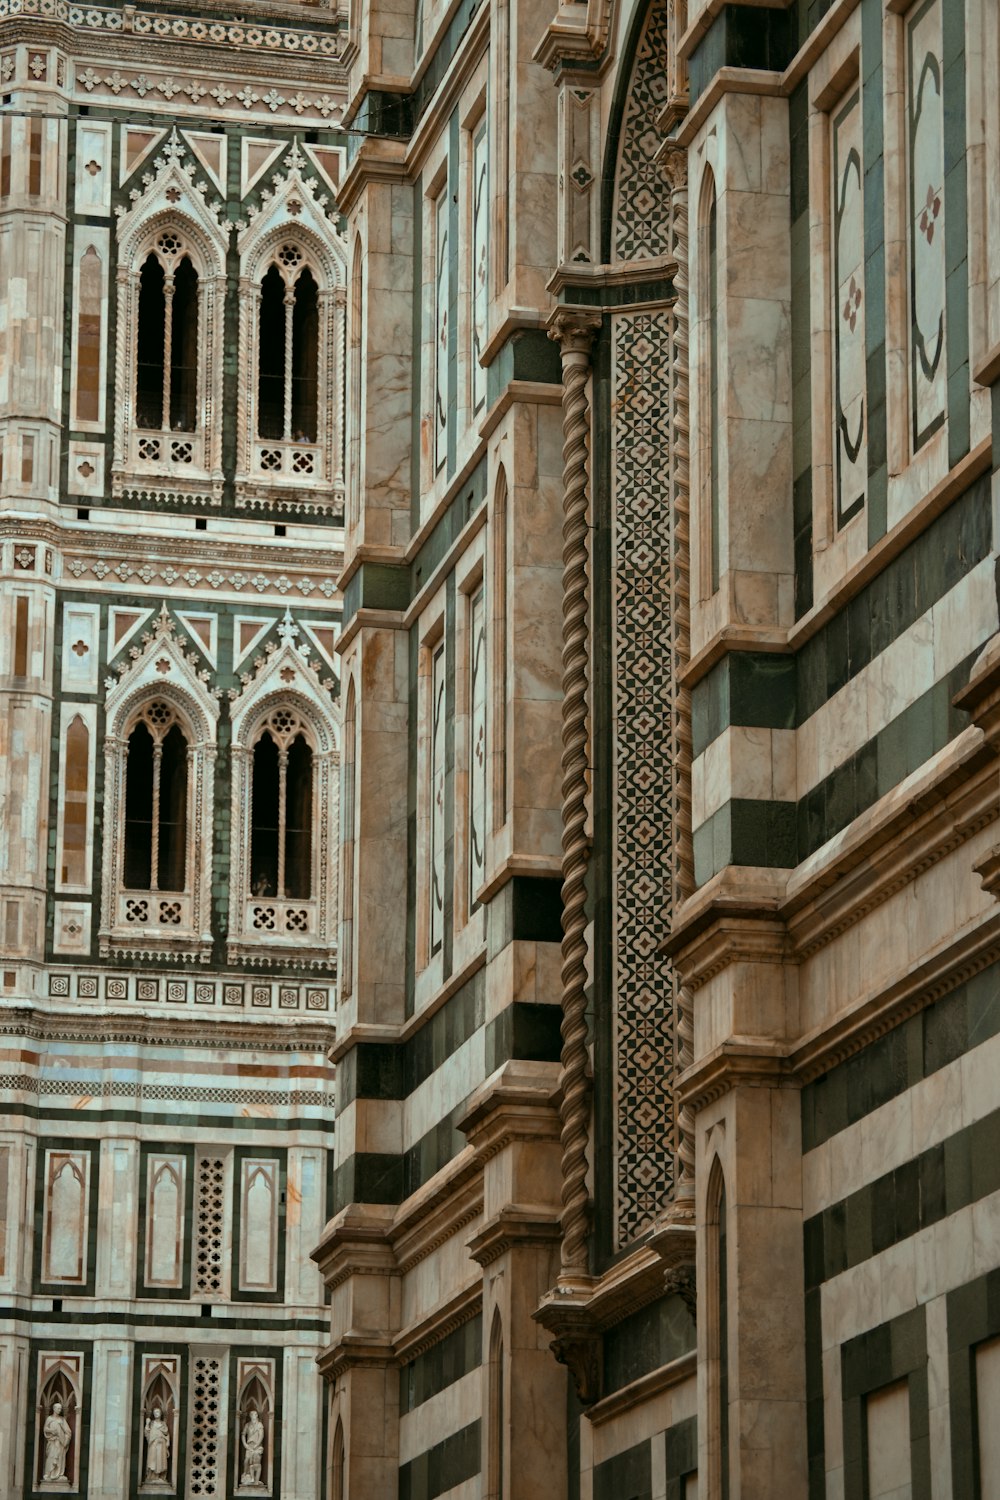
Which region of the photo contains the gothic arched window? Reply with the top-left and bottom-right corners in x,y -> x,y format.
249,709 -> 314,901
135,237 -> 199,436
256,254 -> 320,443
123,704 -> 189,894
114,195 -> 227,499
100,648 -> 218,961
228,670 -> 339,965
235,214 -> 346,508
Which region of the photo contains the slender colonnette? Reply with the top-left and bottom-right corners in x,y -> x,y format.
549,306 -> 602,1274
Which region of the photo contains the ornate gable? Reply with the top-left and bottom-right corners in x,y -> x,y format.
116,127 -> 229,272
229,609 -> 337,750
105,603 -> 220,743
238,138 -> 346,283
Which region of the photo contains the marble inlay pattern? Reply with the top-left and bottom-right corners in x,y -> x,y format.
611,304 -> 676,1245
833,86 -> 866,526
907,0 -> 947,450
613,0 -> 672,263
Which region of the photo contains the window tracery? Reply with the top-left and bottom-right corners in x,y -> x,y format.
235,142 -> 346,515
227,612 -> 338,967
100,604 -> 219,961
113,130 -> 228,503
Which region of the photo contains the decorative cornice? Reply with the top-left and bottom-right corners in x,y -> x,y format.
467,1206 -> 562,1267
317,1331 -> 395,1385
677,1038 -> 791,1114
0,1007 -> 334,1051
532,0 -> 611,72
391,1282 -> 482,1367
586,1349 -> 697,1429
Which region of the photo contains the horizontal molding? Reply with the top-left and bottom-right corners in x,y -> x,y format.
0,1101 -> 332,1132
684,441 -> 992,693
693,651 -> 984,882
801,958 -> 1000,1156
1,1306 -> 327,1332
690,467 -> 992,754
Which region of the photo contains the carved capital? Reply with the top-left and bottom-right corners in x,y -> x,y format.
662,1264 -> 697,1322
659,141 -> 688,195
547,306 -> 603,357
551,1333 -> 603,1407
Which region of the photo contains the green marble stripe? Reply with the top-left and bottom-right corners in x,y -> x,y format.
946,1268 -> 1000,1497
790,75 -> 813,618
665,1415 -> 698,1500
11,1309 -> 327,1331
593,1438 -> 652,1500
398,1418 -> 481,1500
399,1312 -> 482,1414
862,0 -> 889,545
3,1103 -> 332,1132
603,1291 -> 695,1396
691,469 -> 991,758
802,959 -> 1000,1153
943,0 -> 970,471
803,1104 -> 1000,1290
805,1285 -> 825,1500
841,1307 -> 930,1500
687,5 -> 796,102
693,641 -> 974,882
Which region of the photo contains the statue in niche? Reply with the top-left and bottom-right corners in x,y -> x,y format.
143,1405 -> 171,1484
42,1401 -> 72,1484
240,1409 -> 265,1487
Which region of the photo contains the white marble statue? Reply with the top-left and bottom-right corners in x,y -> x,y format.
240,1409 -> 264,1486
42,1402 -> 72,1483
144,1406 -> 171,1482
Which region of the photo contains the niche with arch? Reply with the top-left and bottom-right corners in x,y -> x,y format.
234,1360 -> 274,1495
34,1354 -> 82,1492
139,1356 -> 180,1491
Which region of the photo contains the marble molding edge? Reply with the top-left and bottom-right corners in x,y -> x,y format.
0,1009 -> 337,1050
405,0 -> 491,169
789,908 -> 1000,1084
681,439 -> 992,688
392,1280 -> 482,1367
585,1348 -> 697,1429
466,1205 -> 561,1268
335,607 -> 405,655
668,729 -> 997,986
546,254 -> 678,299
457,1059 -> 563,1166
673,911 -> 1000,1108
532,0 -> 611,72
533,1242 -> 695,1409
0,516 -> 345,575
333,136 -> 407,218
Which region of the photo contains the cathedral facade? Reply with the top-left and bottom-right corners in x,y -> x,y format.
319,0 -> 1000,1498
0,3 -> 349,1497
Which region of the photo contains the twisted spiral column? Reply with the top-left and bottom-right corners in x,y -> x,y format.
663,145 -> 696,1206
549,306 -> 602,1275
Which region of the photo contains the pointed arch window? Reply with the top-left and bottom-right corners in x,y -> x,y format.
257,254 -> 319,442
123,703 -> 189,895
236,222 -> 346,503
331,1417 -> 345,1500
102,691 -> 212,947
228,676 -> 339,964
250,708 -> 313,902
136,236 -> 199,435
485,1310 -> 505,1500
